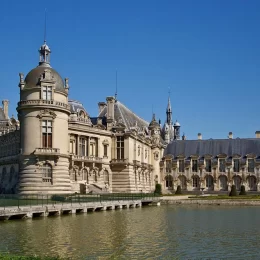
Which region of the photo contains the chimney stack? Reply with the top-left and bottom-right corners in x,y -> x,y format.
228,132 -> 233,139
106,96 -> 115,130
2,100 -> 9,119
182,133 -> 186,140
98,102 -> 106,114
198,133 -> 202,140
255,131 -> 260,138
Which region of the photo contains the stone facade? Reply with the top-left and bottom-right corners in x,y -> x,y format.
0,41 -> 165,194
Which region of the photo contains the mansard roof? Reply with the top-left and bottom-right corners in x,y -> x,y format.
98,100 -> 149,131
69,100 -> 89,116
164,138 -> 260,158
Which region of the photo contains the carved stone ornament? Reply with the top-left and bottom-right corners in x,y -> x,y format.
37,109 -> 57,119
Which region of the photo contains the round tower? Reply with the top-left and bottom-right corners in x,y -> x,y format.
173,120 -> 181,140
17,41 -> 71,194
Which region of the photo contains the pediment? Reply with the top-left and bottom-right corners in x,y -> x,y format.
246,153 -> 256,158
217,153 -> 227,158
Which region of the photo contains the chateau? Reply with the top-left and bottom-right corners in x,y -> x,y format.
1,40 -> 260,195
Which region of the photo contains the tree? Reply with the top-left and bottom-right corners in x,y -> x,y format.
154,184 -> 162,195
239,185 -> 246,195
229,185 -> 237,196
175,185 -> 182,195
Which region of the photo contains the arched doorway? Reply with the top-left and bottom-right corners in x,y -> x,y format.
192,175 -> 200,190
165,175 -> 173,190
233,175 -> 241,190
205,175 -> 214,190
219,175 -> 228,191
178,175 -> 187,190
248,176 -> 257,191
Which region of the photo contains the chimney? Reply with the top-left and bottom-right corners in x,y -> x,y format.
2,100 -> 9,119
106,96 -> 115,130
255,131 -> 260,138
198,133 -> 202,140
98,102 -> 107,114
228,132 -> 233,139
182,133 -> 186,140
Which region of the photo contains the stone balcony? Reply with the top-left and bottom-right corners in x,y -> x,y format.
34,148 -> 60,155
17,100 -> 70,111
110,158 -> 129,166
71,155 -> 102,163
69,116 -> 92,126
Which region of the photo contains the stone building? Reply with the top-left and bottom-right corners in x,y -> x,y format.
161,132 -> 260,192
0,40 -> 165,194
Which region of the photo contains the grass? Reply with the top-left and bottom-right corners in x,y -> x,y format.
189,195 -> 260,200
0,254 -> 65,260
162,194 -> 189,196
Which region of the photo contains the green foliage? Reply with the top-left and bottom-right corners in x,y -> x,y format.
239,185 -> 247,195
0,254 -> 63,260
51,195 -> 66,202
175,185 -> 182,195
154,184 -> 162,195
229,185 -> 237,196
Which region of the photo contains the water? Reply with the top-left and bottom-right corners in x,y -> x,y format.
0,205 -> 260,259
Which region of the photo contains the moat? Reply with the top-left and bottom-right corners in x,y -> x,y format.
1,205 -> 260,259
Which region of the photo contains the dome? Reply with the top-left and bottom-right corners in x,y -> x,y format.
24,65 -> 66,94
174,120 -> 180,127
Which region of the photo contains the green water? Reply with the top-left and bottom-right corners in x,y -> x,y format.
0,205 -> 259,259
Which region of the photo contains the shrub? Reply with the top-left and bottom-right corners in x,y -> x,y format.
239,185 -> 247,195
51,195 -> 66,202
175,185 -> 182,195
154,184 -> 162,195
229,185 -> 237,196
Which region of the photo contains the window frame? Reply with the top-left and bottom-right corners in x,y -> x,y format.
116,136 -> 124,160
42,86 -> 53,101
42,120 -> 53,148
41,163 -> 53,184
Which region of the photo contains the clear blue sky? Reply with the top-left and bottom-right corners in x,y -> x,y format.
1,0 -> 260,140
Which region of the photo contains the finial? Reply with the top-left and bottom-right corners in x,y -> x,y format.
115,69 -> 118,100
168,87 -> 171,97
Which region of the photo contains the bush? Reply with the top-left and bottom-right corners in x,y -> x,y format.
175,185 -> 182,195
51,195 -> 66,202
239,185 -> 247,195
154,184 -> 162,195
229,185 -> 237,196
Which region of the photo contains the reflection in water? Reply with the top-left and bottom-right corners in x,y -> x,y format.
1,205 -> 260,259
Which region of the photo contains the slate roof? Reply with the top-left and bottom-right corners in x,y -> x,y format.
164,138 -> 260,158
98,100 -> 149,130
69,100 -> 89,115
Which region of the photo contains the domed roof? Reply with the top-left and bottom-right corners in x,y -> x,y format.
24,65 -> 66,94
40,42 -> 51,52
174,120 -> 180,127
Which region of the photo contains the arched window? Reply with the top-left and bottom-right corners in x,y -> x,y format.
192,175 -> 200,189
178,175 -> 187,190
248,176 -> 256,191
165,175 -> 173,189
104,170 -> 109,184
219,175 -> 228,191
233,176 -> 241,191
41,163 -> 52,184
9,166 -> 15,182
206,175 -> 214,189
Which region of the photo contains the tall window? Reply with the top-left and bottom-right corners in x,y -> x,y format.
166,160 -> 172,173
42,120 -> 52,148
192,159 -> 198,172
42,86 -> 52,100
205,159 -> 211,172
79,137 -> 86,156
219,159 -> 225,172
41,163 -> 52,183
192,176 -> 199,188
104,145 -> 108,157
206,175 -> 213,188
233,159 -> 240,172
179,160 -> 184,172
248,159 -> 255,173
116,136 -> 124,160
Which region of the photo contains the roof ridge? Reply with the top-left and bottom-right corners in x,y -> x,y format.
117,100 -> 149,125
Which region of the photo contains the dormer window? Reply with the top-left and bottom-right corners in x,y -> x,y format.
233,159 -> 240,172
42,86 -> 52,100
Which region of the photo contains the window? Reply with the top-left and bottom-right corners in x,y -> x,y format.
248,159 -> 255,173
233,159 -> 240,172
205,159 -> 211,172
219,159 -> 225,172
104,170 -> 109,184
192,159 -> 198,172
1,167 -> 6,182
42,120 -> 52,148
179,160 -> 184,173
41,163 -> 52,183
192,176 -> 199,187
206,175 -> 213,188
116,136 -> 124,160
104,145 -> 108,157
42,86 -> 52,100
79,137 -> 86,156
166,160 -> 172,173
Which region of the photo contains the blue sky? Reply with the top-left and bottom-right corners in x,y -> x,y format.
1,0 -> 260,139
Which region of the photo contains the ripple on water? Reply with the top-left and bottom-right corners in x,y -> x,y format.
1,205 -> 260,259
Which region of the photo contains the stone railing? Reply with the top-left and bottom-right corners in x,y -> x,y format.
71,155 -> 102,163
110,158 -> 129,165
69,116 -> 92,125
18,100 -> 70,110
35,148 -> 60,154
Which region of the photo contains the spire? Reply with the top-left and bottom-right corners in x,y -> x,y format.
115,70 -> 118,101
166,88 -> 172,125
38,9 -> 51,67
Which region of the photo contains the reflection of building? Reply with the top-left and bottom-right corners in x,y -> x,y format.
0,40 -> 165,194
161,132 -> 260,192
